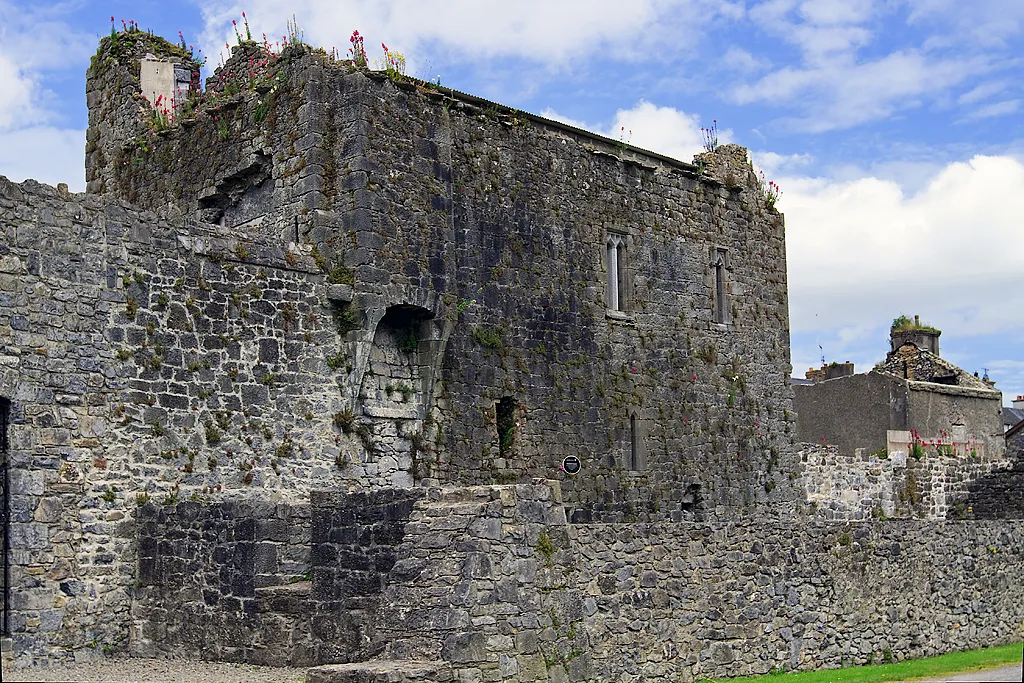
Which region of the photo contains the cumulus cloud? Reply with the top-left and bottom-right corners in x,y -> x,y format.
199,0 -> 735,66
541,100 -> 722,162
0,127 -> 85,190
784,155 -> 1024,383
0,54 -> 35,129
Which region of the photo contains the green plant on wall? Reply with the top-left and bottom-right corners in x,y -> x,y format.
536,529 -> 556,567
397,325 -> 419,353
333,304 -> 360,335
327,262 -> 355,285
472,326 -> 502,349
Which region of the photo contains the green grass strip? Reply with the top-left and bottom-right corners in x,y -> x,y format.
711,642 -> 1022,683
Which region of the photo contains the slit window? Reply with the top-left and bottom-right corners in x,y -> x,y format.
713,248 -> 728,324
496,397 -> 517,457
627,412 -> 645,471
629,414 -> 638,471
1,397 -> 9,637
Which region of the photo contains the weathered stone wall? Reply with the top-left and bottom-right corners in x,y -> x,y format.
82,33 -> 801,524
306,482 -> 1024,682
570,517 -> 1023,681
794,372 -> 903,456
309,488 -> 425,664
906,382 -> 1006,466
132,499 -> 312,666
799,443 -> 1002,520
966,428 -> 1024,518
793,371 -> 1004,465
0,177 -> 370,665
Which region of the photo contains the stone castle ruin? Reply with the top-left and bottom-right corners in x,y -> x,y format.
1,26 -> 1022,681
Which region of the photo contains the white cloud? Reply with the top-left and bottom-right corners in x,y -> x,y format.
721,46 -> 762,73
784,155 -> 1024,346
0,54 -> 34,129
0,127 -> 85,190
749,0 -> 875,63
541,100 -> 723,162
957,81 -> 1006,105
752,150 -> 814,176
200,0 -> 743,67
0,2 -> 94,131
797,0 -> 874,25
733,51 -> 988,131
907,0 -> 1024,46
961,99 -> 1021,121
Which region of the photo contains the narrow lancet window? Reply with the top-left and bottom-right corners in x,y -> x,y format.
606,233 -> 627,311
714,249 -> 728,324
629,414 -> 638,471
1,397 -> 9,637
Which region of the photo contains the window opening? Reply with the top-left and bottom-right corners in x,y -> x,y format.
629,414 -> 638,471
714,249 -> 727,324
606,233 -> 627,311
496,397 -> 517,457
1,397 -> 9,637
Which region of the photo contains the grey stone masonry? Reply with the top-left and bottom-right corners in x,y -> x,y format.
83,31 -> 800,523
314,482 -> 1024,682
4,27 -> 800,666
4,21 -> 1021,675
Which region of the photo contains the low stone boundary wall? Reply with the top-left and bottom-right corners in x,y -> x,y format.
799,443 -> 1002,520
572,519 -> 1023,680
331,484 -> 1024,681
131,499 -> 312,665
127,485 -> 1024,681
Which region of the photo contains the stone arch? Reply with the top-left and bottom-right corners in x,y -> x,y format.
356,304 -> 438,486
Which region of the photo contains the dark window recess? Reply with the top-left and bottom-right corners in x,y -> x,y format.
379,306 -> 426,355
496,397 -> 516,457
1,397 -> 10,637
713,249 -> 728,324
681,483 -> 701,511
629,414 -> 638,471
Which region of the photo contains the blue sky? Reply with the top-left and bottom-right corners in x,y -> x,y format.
2,0 -> 1023,404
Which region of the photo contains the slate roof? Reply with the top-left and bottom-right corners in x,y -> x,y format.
1005,406 -> 1024,431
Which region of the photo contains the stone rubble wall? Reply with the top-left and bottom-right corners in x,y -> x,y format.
571,517 -> 1024,681
0,176 -> 370,666
84,34 -> 803,524
965,429 -> 1024,518
131,499 -> 312,666
318,482 -> 1024,682
309,488 -> 426,664
798,443 -> 1004,520
49,480 -> 1024,681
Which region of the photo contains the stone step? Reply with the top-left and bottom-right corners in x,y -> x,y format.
423,485 -> 501,505
254,580 -> 312,615
419,501 -> 490,518
306,660 -> 452,683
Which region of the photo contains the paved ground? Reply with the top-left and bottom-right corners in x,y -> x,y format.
2,656 -> 307,683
